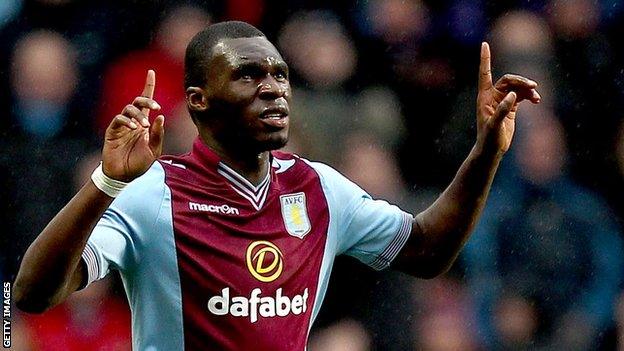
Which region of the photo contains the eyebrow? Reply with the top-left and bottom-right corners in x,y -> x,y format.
233,58 -> 288,72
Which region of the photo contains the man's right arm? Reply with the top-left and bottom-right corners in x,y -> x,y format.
14,182 -> 114,312
13,70 -> 165,313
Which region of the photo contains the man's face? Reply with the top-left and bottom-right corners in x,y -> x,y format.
203,36 -> 291,153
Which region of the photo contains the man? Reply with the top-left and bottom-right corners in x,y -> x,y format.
14,21 -> 540,350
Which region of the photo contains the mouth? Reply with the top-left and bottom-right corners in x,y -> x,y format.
260,106 -> 289,119
259,106 -> 289,129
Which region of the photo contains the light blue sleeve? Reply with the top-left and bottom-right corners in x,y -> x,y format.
308,161 -> 413,270
81,162 -> 167,286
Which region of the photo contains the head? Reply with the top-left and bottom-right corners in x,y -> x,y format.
515,114 -> 567,185
278,11 -> 356,89
11,30 -> 77,137
12,29 -> 77,104
155,5 -> 211,63
549,0 -> 600,39
366,0 -> 430,44
491,11 -> 553,61
184,21 -> 291,155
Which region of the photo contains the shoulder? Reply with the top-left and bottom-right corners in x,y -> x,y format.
272,151 -> 356,188
556,179 -> 616,224
282,154 -> 368,207
302,158 -> 365,196
273,151 -> 338,180
271,152 -> 366,209
271,151 -> 322,191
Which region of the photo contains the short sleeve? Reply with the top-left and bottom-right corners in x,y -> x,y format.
81,162 -> 167,287
308,161 -> 413,270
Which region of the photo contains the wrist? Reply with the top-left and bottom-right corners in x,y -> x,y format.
474,137 -> 506,160
472,141 -> 505,166
90,163 -> 129,198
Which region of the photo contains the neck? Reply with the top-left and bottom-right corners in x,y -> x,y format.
198,131 -> 270,186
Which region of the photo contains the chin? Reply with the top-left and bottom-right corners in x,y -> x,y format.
262,135 -> 289,151
257,130 -> 289,151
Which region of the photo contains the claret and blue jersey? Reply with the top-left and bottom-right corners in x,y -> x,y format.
81,138 -> 413,350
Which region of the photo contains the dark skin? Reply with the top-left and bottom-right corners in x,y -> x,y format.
14,37 -> 539,313
186,37 -> 291,184
394,43 -> 541,277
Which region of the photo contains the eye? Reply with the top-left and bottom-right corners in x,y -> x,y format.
274,71 -> 287,81
238,67 -> 257,81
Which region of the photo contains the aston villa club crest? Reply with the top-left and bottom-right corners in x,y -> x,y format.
280,192 -> 311,239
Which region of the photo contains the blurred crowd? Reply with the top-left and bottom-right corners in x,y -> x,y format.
2,0 -> 624,350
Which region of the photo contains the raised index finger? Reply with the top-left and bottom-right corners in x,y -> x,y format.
479,42 -> 492,91
142,69 -> 155,99
141,70 -> 156,117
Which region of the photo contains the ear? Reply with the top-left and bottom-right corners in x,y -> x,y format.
186,87 -> 208,113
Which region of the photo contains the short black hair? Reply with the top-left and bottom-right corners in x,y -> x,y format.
184,21 -> 265,89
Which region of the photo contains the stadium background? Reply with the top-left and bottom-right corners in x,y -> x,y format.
2,0 -> 624,349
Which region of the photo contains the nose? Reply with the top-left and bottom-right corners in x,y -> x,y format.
257,76 -> 285,100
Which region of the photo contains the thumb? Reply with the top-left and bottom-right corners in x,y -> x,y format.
149,114 -> 165,157
493,91 -> 517,124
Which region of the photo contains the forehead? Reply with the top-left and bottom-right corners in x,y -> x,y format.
211,37 -> 285,67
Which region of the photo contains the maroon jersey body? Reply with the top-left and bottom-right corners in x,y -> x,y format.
162,139 -> 329,350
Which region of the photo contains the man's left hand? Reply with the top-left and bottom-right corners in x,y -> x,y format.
476,42 -> 541,156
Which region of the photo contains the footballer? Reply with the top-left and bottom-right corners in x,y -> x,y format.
14,21 -> 540,350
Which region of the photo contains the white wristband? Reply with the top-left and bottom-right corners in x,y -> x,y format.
90,163 -> 128,198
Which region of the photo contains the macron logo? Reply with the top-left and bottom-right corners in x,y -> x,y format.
189,202 -> 240,215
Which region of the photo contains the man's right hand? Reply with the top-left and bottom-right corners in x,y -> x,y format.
15,70 -> 165,313
103,70 -> 165,182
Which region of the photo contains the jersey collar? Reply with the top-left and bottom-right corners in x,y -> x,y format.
191,137 -> 271,211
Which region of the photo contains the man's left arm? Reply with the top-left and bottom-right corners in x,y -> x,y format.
393,42 -> 541,278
